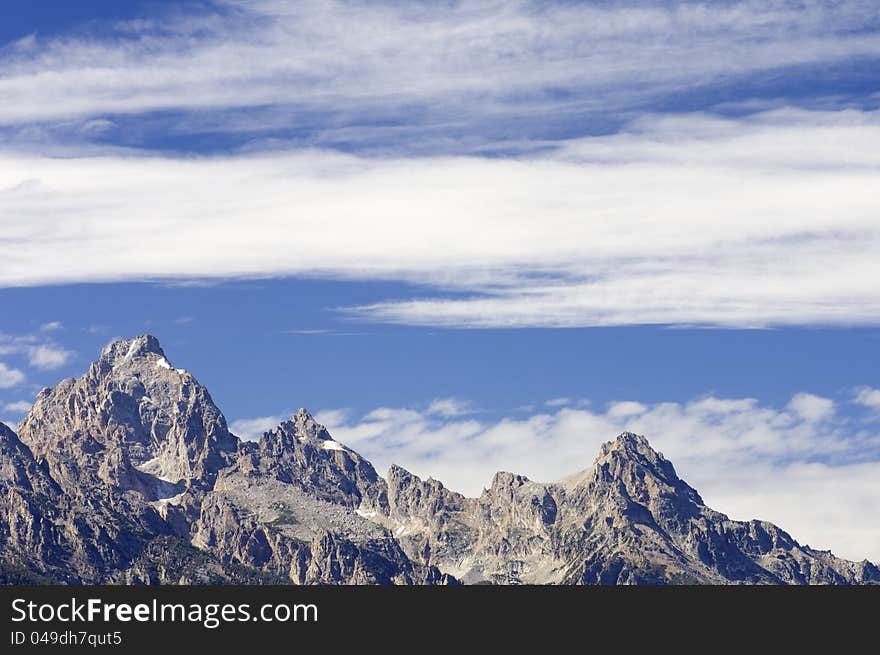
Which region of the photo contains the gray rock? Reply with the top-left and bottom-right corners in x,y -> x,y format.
377,431 -> 880,585
17,335 -> 237,497
2,335 -> 876,585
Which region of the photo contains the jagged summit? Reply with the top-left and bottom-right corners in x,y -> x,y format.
388,463 -> 411,477
17,334 -> 237,496
589,431 -> 704,515
598,431 -> 684,484
92,333 -> 192,381
556,432 -> 674,490
609,431 -> 651,449
489,470 -> 531,492
288,407 -> 332,441
255,409 -> 335,449
599,432 -> 663,459
3,335 -> 877,586
243,407 -> 388,514
100,334 -> 166,363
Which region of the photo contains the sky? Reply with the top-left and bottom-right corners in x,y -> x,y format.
1,1 -> 879,561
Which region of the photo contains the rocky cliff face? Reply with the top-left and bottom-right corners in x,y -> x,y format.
186,409 -> 450,584
377,432 -> 880,585
0,420 -> 67,582
4,336 -> 449,585
2,335 -> 876,585
0,419 -> 255,584
17,335 -> 237,499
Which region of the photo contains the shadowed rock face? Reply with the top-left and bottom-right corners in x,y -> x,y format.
0,422 -> 65,574
0,420 -> 205,584
2,335 -> 877,585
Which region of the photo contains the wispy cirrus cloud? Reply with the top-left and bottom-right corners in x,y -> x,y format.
1,1 -> 879,150
2,109 -> 877,328
1,3 -> 879,330
315,391 -> 880,561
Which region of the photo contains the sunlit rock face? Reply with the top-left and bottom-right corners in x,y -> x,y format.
2,336 -> 877,585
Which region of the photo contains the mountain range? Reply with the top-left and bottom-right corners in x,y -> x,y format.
1,335 -> 876,585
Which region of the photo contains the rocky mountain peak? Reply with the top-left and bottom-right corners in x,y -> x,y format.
289,408 -> 331,441
99,334 -> 165,365
602,431 -> 655,456
597,432 -> 684,487
258,409 -> 333,453
17,335 -> 237,497
88,334 -> 186,385
384,462 -> 467,534
387,463 -> 415,484
588,431 -> 705,521
4,335 -> 878,586
488,471 -> 530,495
248,411 -> 388,512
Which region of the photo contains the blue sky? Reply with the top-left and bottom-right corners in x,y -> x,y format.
2,280 -> 880,422
1,1 -> 880,559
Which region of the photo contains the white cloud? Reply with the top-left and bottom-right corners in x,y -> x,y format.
546,397 -> 590,408
853,386 -> 880,410
230,415 -> 284,440
787,392 -> 835,422
607,401 -> 648,418
0,363 -> 26,388
312,408 -> 350,428
2,400 -> 32,413
0,333 -> 75,371
317,391 -> 880,561
1,109 -> 879,329
426,398 -> 473,418
39,321 -> 62,331
0,1 -> 878,135
0,334 -> 38,355
27,344 -> 73,370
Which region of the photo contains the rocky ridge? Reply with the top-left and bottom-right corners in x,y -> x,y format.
1,335 -> 876,585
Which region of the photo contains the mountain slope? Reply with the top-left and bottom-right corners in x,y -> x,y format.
3,335 -> 876,585
0,420 -> 276,584
9,336 -> 451,585
378,432 -> 879,584
17,335 -> 237,498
